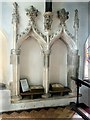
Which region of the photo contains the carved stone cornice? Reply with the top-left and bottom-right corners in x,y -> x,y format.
44,12 -> 53,31
12,2 -> 19,24
57,8 -> 69,26
73,9 -> 79,29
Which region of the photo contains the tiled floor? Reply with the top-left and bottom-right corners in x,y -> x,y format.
0,106 -> 75,119
1,106 -> 89,119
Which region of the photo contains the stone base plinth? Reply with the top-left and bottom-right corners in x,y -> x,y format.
11,95 -> 22,102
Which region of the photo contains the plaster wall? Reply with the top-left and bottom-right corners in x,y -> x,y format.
0,31 -> 9,84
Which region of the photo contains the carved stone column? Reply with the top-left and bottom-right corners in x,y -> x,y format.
42,12 -> 53,98
11,2 -> 21,102
69,9 -> 79,95
68,50 -> 79,95
42,49 -> 51,98
11,49 -> 21,101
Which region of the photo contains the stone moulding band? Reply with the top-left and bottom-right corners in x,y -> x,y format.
11,49 -> 21,55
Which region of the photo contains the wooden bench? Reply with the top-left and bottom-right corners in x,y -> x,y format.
20,91 -> 44,99
49,87 -> 71,96
20,85 -> 44,99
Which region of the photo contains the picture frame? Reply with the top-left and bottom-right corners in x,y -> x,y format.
20,78 -> 30,92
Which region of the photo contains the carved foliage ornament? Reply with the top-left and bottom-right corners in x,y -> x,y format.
17,5 -> 46,41
57,8 -> 69,26
12,2 -> 19,24
26,6 -> 38,24
44,12 -> 53,31
74,9 -> 79,29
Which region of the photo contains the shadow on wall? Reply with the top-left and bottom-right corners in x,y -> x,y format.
0,30 -> 9,85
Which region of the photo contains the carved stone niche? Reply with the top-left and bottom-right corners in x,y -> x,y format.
13,24 -> 78,99
10,3 -> 79,110
10,8 -> 79,104
49,30 -> 79,95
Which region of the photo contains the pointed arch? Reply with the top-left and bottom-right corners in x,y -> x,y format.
20,36 -> 43,85
50,28 -> 77,52
50,39 -> 67,86
17,27 -> 46,50
49,28 -> 78,88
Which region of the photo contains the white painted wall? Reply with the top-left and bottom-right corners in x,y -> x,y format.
0,31 -> 3,82
0,31 -> 9,84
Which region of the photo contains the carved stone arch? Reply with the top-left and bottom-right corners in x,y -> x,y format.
17,28 -> 46,50
61,30 -> 79,91
20,35 -> 44,85
50,28 -> 77,52
50,38 -> 68,86
61,29 -> 77,52
49,28 -> 78,91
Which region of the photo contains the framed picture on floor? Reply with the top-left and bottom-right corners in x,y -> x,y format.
20,78 -> 30,92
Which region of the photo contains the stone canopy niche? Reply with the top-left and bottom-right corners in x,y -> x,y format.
50,39 -> 67,86
10,2 -> 80,104
20,37 -> 43,86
